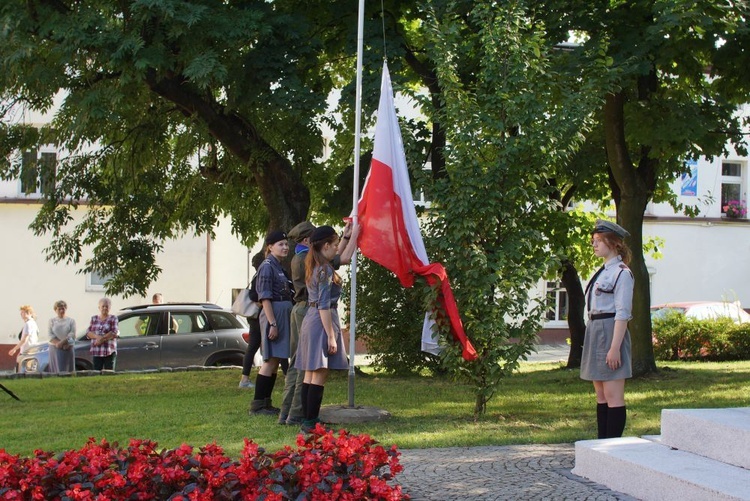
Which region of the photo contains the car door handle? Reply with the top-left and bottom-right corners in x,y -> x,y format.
197,338 -> 214,347
144,342 -> 159,350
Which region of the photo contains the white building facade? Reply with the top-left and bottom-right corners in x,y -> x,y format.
542,139 -> 750,341
0,182 -> 254,371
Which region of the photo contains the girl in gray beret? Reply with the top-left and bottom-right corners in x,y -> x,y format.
581,219 -> 634,438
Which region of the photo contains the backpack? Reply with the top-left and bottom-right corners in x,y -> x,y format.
248,271 -> 259,303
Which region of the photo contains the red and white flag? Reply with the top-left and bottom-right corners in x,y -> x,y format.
357,63 -> 477,362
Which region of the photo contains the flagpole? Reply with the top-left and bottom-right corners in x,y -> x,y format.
348,0 -> 365,408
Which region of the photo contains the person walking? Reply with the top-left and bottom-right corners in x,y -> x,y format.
48,300 -> 76,373
8,305 -> 39,366
249,231 -> 294,415
295,224 -> 359,432
581,219 -> 634,439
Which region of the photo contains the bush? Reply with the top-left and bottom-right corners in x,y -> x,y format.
348,256 -> 443,376
0,426 -> 408,500
653,313 -> 750,361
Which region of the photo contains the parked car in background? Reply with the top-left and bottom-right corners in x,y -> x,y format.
17,303 -> 249,373
650,301 -> 750,324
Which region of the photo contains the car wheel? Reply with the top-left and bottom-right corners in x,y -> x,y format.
75,360 -> 93,371
207,354 -> 243,367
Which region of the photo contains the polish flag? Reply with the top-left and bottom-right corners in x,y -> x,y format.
357,63 -> 477,362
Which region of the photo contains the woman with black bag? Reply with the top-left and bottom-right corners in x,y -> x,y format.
249,231 -> 294,415
238,253 -> 263,389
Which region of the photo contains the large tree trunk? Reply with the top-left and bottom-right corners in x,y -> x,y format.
603,91 -> 657,376
561,259 -> 585,368
145,72 -> 309,231
618,191 -> 657,375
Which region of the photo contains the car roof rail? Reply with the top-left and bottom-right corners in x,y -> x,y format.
120,302 -> 223,311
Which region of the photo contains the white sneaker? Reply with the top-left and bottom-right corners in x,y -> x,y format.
238,380 -> 255,389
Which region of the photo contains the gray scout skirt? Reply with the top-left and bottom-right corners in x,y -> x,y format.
295,307 -> 348,371
580,316 -> 632,381
259,300 -> 293,360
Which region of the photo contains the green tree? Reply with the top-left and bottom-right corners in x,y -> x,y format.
0,0 -> 349,295
419,1 -> 602,415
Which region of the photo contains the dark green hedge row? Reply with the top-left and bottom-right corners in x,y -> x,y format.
652,313 -> 750,361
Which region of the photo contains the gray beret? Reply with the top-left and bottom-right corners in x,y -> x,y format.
592,219 -> 630,238
288,221 -> 316,242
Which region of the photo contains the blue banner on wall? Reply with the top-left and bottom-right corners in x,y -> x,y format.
681,160 -> 698,196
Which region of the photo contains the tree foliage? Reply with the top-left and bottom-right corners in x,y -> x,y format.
348,256 -> 442,376
0,0 -> 358,295
416,1 -> 602,415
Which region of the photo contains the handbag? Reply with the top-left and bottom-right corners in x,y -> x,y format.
232,289 -> 261,319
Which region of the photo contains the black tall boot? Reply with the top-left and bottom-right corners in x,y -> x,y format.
249,374 -> 277,415
597,403 -> 608,439
265,372 -> 280,412
301,384 -> 325,433
606,406 -> 627,438
300,383 -> 310,420
308,384 -> 325,421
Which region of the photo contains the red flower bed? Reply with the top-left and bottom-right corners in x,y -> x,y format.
0,425 -> 408,500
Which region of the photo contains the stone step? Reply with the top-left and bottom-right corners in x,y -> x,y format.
572,437 -> 750,501
661,407 -> 750,469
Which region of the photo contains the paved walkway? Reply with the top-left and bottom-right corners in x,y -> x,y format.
397,444 -> 636,500
394,345 -> 637,500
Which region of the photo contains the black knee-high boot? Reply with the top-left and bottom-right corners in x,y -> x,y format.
265,372 -> 279,411
301,383 -> 310,420
249,374 -> 277,415
301,384 -> 326,432
597,403 -> 608,439
307,384 -> 325,421
606,406 -> 627,438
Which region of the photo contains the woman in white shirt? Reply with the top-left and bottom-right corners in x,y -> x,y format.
9,305 -> 39,363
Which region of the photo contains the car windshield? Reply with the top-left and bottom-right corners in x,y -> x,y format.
650,307 -> 686,320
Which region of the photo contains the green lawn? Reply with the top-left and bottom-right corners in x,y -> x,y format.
2,360 -> 749,458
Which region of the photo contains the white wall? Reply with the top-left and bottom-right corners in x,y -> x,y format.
206,217 -> 263,309
0,204 -> 249,349
644,219 -> 750,306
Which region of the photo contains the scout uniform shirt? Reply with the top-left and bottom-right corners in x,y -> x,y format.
586,256 -> 634,321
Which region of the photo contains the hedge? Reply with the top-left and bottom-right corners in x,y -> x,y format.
652,313 -> 750,361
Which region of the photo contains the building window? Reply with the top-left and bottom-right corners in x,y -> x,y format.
720,161 -> 744,214
19,148 -> 56,196
545,281 -> 568,322
86,270 -> 113,292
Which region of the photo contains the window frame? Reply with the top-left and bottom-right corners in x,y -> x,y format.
18,147 -> 57,197
720,160 -> 745,215
86,270 -> 114,292
544,280 -> 569,326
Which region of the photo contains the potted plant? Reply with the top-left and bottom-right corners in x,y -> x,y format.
723,200 -> 747,219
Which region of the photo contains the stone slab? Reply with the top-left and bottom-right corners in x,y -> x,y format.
661,407 -> 750,469
573,437 -> 750,501
319,404 -> 391,424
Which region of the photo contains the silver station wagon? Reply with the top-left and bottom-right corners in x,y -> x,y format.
17,303 -> 249,373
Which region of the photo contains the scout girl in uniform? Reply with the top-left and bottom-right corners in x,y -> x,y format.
581,219 -> 634,438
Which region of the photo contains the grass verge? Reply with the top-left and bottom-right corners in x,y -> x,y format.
1,360 -> 749,457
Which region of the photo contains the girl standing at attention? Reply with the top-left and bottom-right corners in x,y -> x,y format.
581,219 -> 634,439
